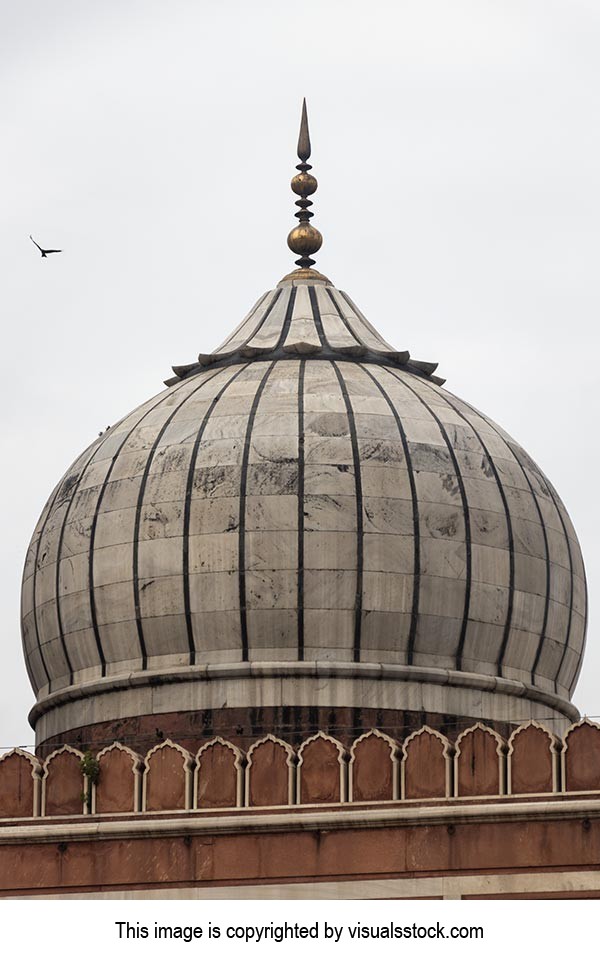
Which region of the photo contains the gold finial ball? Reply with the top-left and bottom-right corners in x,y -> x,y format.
291,172 -> 318,197
287,224 -> 323,257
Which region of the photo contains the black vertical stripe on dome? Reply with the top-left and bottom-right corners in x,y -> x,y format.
23,521 -> 49,690
238,361 -> 278,662
442,388 -> 576,692
448,390 -> 573,692
274,286 -> 297,352
326,287 -> 362,348
213,290 -> 276,355
30,485 -> 74,691
572,563 -> 589,694
54,397 -> 164,687
30,439 -> 103,692
87,388 -> 189,678
132,368 -> 228,670
359,364 -> 421,663
423,384 -> 515,678
239,287 -> 284,356
309,288 -> 365,660
182,363 -> 250,664
308,285 -> 326,344
543,483 -> 575,693
384,368 -> 472,669
501,438 -> 551,687
54,446 -> 106,687
54,426 -> 139,688
297,359 -> 306,660
331,361 -> 364,663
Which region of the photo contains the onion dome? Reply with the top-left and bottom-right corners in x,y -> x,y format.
21,103 -> 587,748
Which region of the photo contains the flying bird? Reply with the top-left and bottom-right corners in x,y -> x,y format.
29,235 -> 62,257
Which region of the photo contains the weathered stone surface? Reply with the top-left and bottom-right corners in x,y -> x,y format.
195,737 -> 243,809
42,747 -> 85,816
22,280 -> 586,747
298,733 -> 346,804
246,735 -> 295,807
143,741 -> 193,812
403,727 -> 451,800
350,730 -> 399,802
94,743 -> 142,814
562,720 -> 600,792
0,750 -> 40,817
507,722 -> 558,795
454,724 -> 505,797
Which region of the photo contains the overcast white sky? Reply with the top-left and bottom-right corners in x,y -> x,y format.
1,0 -> 598,748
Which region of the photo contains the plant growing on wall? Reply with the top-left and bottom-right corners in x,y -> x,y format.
80,751 -> 100,813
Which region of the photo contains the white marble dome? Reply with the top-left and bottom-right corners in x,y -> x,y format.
22,271 -> 587,742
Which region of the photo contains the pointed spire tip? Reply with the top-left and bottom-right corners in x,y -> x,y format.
297,98 -> 311,163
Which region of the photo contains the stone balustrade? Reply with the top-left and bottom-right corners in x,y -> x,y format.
1,719 -> 599,818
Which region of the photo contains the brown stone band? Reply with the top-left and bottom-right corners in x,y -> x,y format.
37,705 -> 512,757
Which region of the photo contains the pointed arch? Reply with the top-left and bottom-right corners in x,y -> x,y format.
402,726 -> 452,800
506,721 -> 559,795
93,742 -> 143,814
297,732 -> 347,804
0,748 -> 41,818
195,736 -> 244,809
42,745 -> 85,816
142,739 -> 194,812
454,723 -> 506,797
246,734 -> 295,807
561,717 -> 600,792
349,729 -> 400,802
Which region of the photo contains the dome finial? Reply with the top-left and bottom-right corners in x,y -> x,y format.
297,97 -> 311,162
287,98 -> 323,269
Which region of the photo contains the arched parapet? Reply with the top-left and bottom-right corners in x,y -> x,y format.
349,729 -> 400,803
297,732 -> 347,805
561,718 -> 600,793
142,740 -> 194,812
195,737 -> 244,809
42,745 -> 85,816
454,723 -> 506,798
245,734 -> 295,808
401,726 -> 452,800
507,721 -> 559,795
0,748 -> 42,818
93,742 -> 143,814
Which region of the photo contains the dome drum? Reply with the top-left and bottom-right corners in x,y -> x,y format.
31,664 -> 579,754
